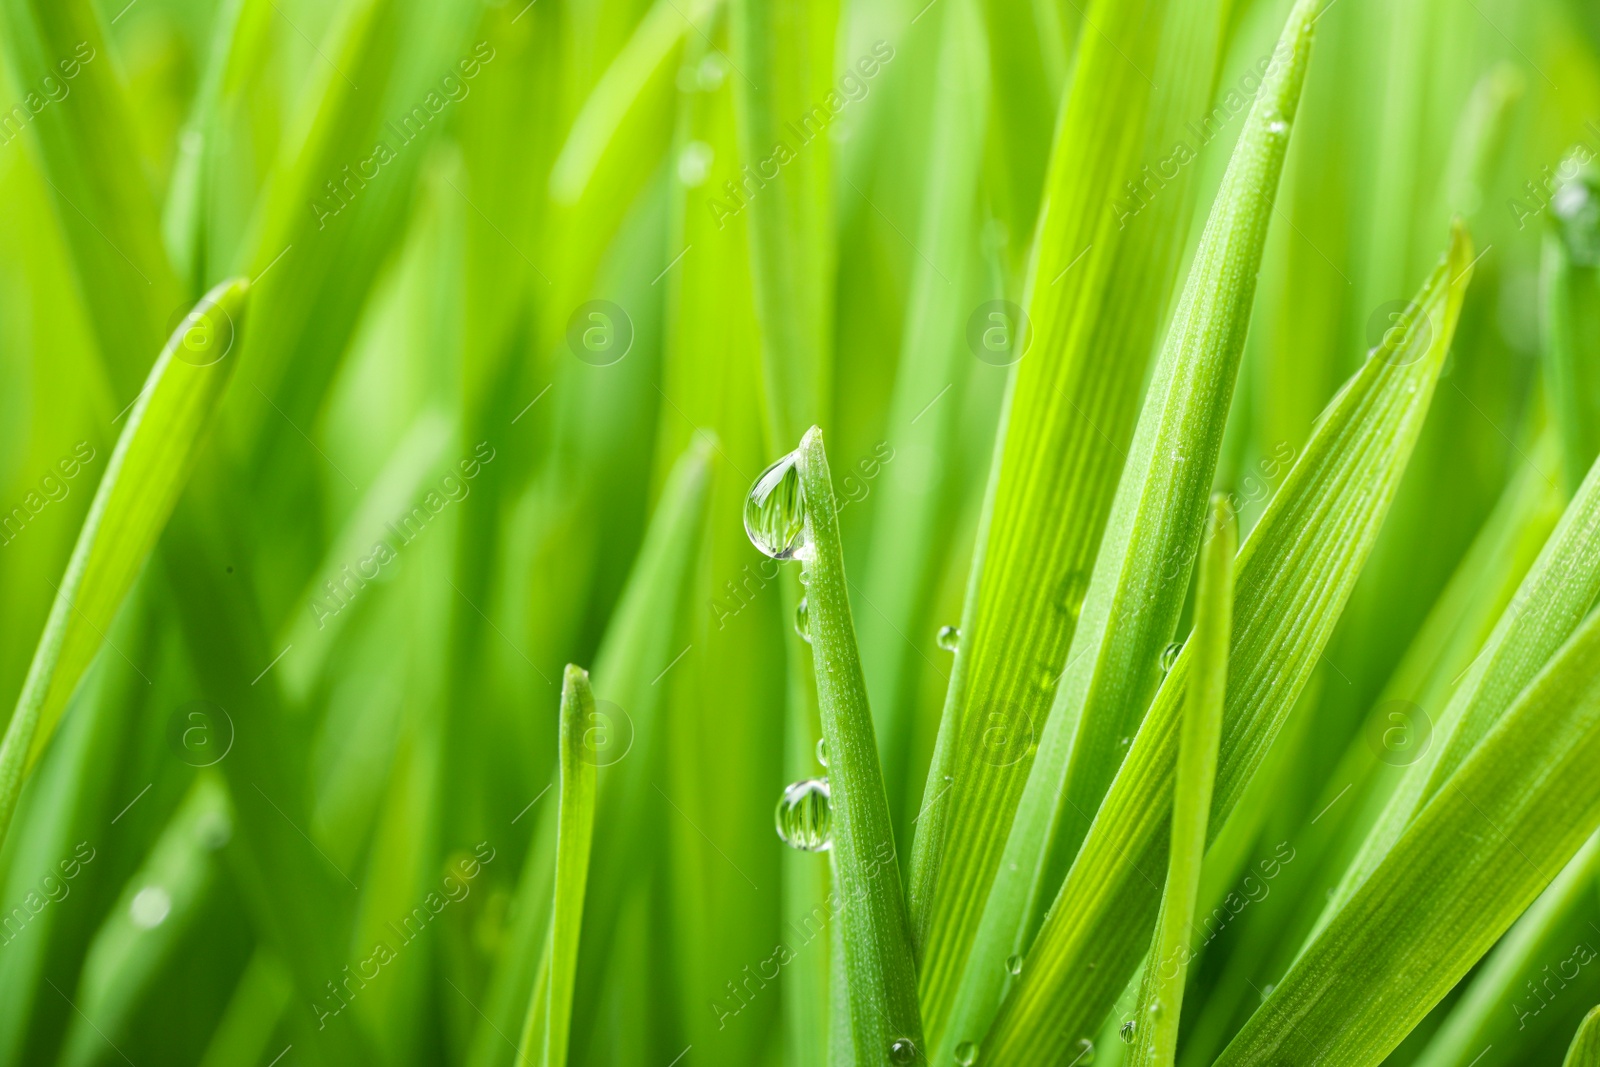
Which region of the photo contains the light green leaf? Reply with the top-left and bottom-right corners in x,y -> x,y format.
1567,1007 -> 1600,1067
795,426 -> 924,1065
0,279 -> 249,849
516,664 -> 598,1067
1216,604 -> 1600,1066
909,0 -> 1230,1041
1128,495 -> 1234,1067
980,222 -> 1476,1064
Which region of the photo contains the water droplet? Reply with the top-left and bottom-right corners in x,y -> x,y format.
1148,999 -> 1163,1016
795,597 -> 810,642
888,1037 -> 918,1064
936,625 -> 960,652
774,778 -> 832,851
1073,1038 -> 1096,1064
815,737 -> 828,767
1160,642 -> 1182,672
677,140 -> 714,187
745,453 -> 809,560
130,886 -> 172,929
955,1041 -> 979,1065
1005,953 -> 1023,976
943,774 -> 954,783
1118,736 -> 1131,748
1268,119 -> 1289,135
1119,1020 -> 1136,1043
1261,983 -> 1276,1001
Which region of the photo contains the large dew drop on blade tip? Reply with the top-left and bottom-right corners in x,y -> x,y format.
745,452 -> 809,560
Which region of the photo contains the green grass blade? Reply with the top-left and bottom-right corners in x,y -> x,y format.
727,0 -> 836,445
1322,433 -> 1600,929
0,279 -> 248,848
909,0 -> 1230,1038
1542,163 -> 1600,497
795,426 -> 923,1065
1128,496 -> 1234,1067
568,439 -> 713,1062
1412,831 -> 1600,1067
1567,1007 -> 1600,1067
1215,606 -> 1600,1066
980,223 -> 1475,1064
0,0 -> 182,396
516,664 -> 598,1067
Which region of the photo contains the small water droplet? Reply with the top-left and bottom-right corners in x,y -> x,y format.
1074,1037 -> 1096,1064
1160,642 -> 1182,672
1268,119 -> 1289,135
1148,999 -> 1163,1016
1119,1020 -> 1136,1043
795,597 -> 810,642
943,774 -> 954,783
936,625 -> 960,652
774,778 -> 832,851
1261,983 -> 1276,1001
130,886 -> 172,929
744,453 -> 809,560
955,1041 -> 979,1065
888,1037 -> 918,1064
1118,736 -> 1131,748
1005,954 -> 1023,976
815,737 -> 828,767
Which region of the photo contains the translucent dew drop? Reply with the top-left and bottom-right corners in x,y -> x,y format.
816,737 -> 829,768
1005,953 -> 1023,976
954,1041 -> 979,1065
1073,1037 -> 1096,1064
936,625 -> 960,652
1119,1020 -> 1136,1044
795,597 -> 810,642
130,886 -> 172,929
1267,119 -> 1289,135
744,453 -> 809,560
774,778 -> 832,851
1160,642 -> 1182,672
1148,999 -> 1163,1016
888,1038 -> 918,1064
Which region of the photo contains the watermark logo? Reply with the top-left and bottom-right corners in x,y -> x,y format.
578,700 -> 634,767
967,700 -> 1035,768
165,299 -> 238,367
966,301 -> 1032,367
1365,300 -> 1432,366
167,700 -> 235,767
1365,699 -> 1432,766
566,300 -> 633,366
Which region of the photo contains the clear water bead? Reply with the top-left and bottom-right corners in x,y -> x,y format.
744,453 -> 809,560
795,597 -> 810,642
774,778 -> 832,851
1073,1038 -> 1095,1064
888,1038 -> 918,1064
816,737 -> 829,768
1160,642 -> 1182,672
936,625 -> 960,652
954,1041 -> 978,1065
1119,1020 -> 1136,1043
1005,953 -> 1023,976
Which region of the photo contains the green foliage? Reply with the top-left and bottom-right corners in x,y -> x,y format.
0,0 -> 1597,1063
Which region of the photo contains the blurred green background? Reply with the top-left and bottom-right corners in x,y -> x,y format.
0,0 -> 1596,1062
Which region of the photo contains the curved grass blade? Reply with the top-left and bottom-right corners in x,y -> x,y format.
1215,608 -> 1600,1066
980,223 -> 1476,1064
938,1 -> 1314,1056
0,279 -> 249,850
1128,496 -> 1234,1067
1567,1007 -> 1600,1067
1412,831 -> 1600,1067
1320,434 -> 1600,929
515,665 -> 598,1067
795,426 -> 923,1065
910,0 -> 1230,1038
